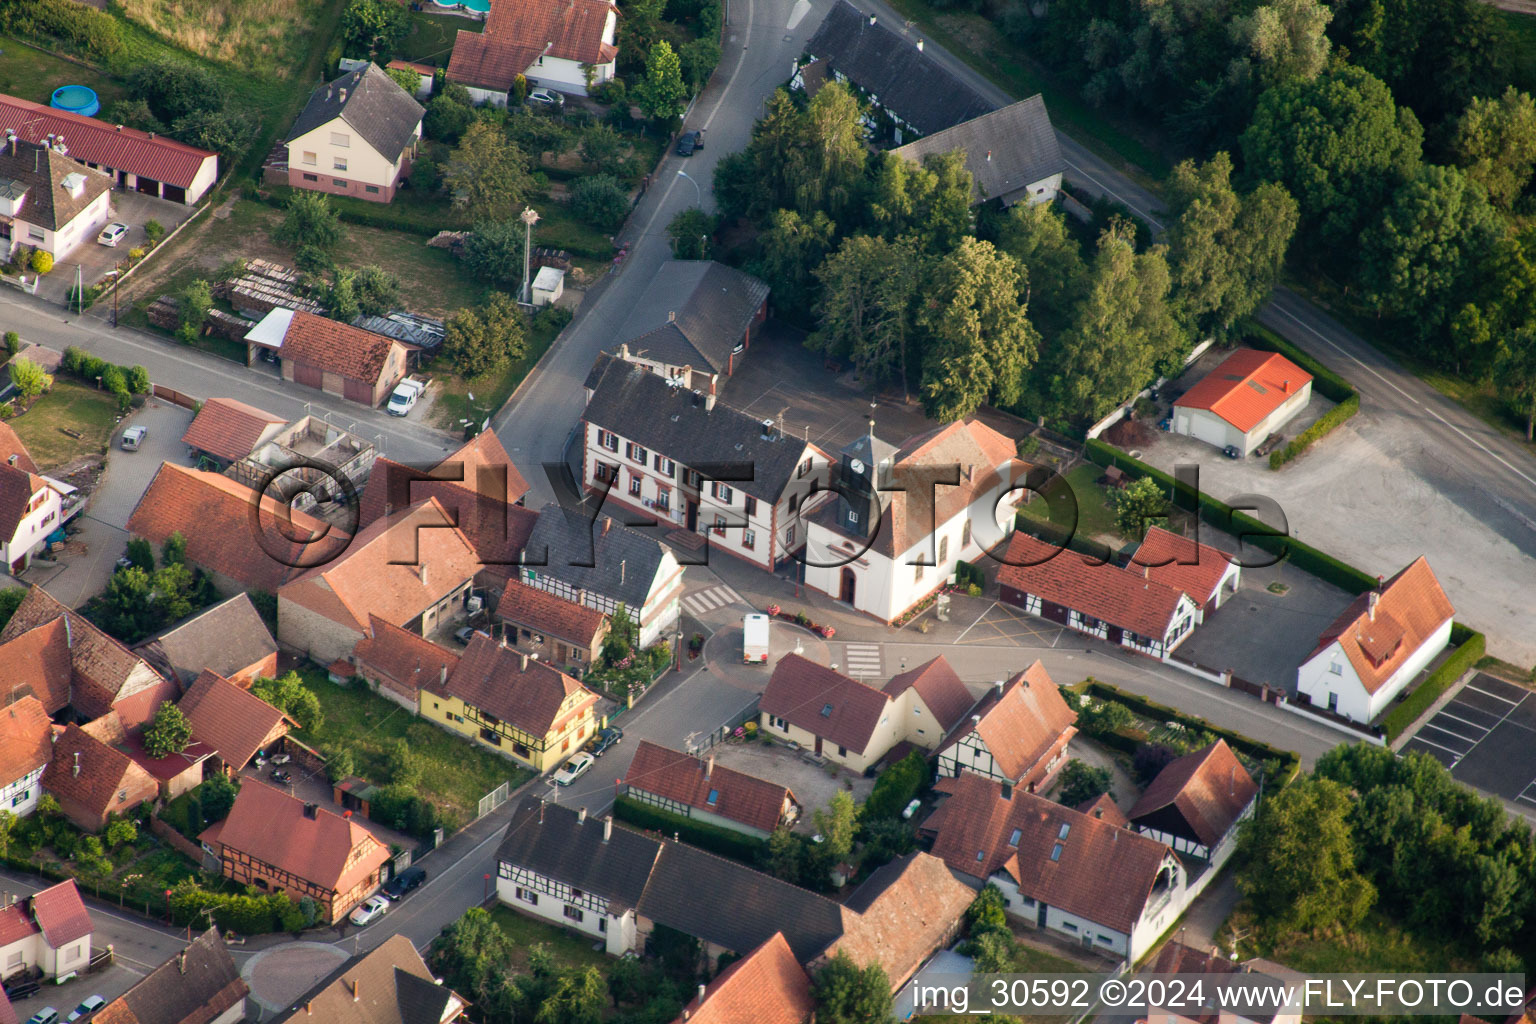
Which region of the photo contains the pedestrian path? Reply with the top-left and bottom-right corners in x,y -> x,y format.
682,584 -> 743,617
842,641 -> 882,678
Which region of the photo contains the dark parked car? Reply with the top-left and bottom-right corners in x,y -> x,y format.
1222,444 -> 1242,459
383,866 -> 427,899
270,769 -> 292,784
675,131 -> 699,156
4,977 -> 41,1001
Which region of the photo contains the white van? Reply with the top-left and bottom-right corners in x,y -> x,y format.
742,613 -> 770,664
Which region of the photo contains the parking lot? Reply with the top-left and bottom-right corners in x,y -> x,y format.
1401,673 -> 1536,811
38,190 -> 199,306
952,601 -> 1063,649
710,738 -> 875,824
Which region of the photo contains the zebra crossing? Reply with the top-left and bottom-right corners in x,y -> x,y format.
681,584 -> 743,617
842,642 -> 882,678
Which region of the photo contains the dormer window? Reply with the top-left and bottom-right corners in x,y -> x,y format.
62,172 -> 86,198
848,511 -> 859,524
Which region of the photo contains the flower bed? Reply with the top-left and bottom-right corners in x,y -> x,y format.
766,607 -> 834,638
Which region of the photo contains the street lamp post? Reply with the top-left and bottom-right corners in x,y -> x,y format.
104,269 -> 121,328
519,207 -> 540,305
677,169 -> 701,207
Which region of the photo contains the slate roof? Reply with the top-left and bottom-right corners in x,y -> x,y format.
106,927 -> 248,1024
803,0 -> 993,136
269,311 -> 404,385
448,0 -> 619,92
937,660 -> 1077,785
612,260 -> 770,374
428,633 -> 597,737
892,95 -> 1064,204
924,772 -> 1174,933
1128,740 -> 1257,849
0,421 -> 38,474
134,593 -> 278,687
210,781 -> 390,896
583,353 -> 818,504
497,797 -> 665,910
824,852 -> 974,990
0,92 -> 215,190
180,397 -> 287,462
1132,526 -> 1236,609
673,932 -> 813,1024
0,621 -> 72,714
998,532 -> 1194,639
28,879 -> 92,948
287,64 -> 424,161
273,933 -> 465,1024
623,740 -> 798,834
179,669 -> 290,770
523,502 -> 674,611
42,723 -> 158,823
352,614 -> 461,696
498,579 -> 608,647
0,695 -> 51,786
760,654 -> 891,753
881,656 -> 975,733
127,463 -> 348,592
0,138 -> 111,231
1173,348 -> 1313,434
1305,557 -> 1454,695
278,498 -> 479,634
0,462 -> 49,541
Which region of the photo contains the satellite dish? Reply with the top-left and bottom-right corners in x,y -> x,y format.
849,458 -> 865,475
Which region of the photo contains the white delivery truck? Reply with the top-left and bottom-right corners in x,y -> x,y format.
742,613 -> 770,664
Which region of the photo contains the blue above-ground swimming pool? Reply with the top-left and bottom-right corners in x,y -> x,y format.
51,84 -> 100,118
432,0 -> 490,10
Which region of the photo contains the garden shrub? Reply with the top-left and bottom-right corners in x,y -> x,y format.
613,795 -> 765,863
864,750 -> 929,821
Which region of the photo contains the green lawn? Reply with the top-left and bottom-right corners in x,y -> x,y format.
432,307 -> 567,429
1259,911 -> 1472,973
291,665 -> 533,829
488,905 -> 611,974
1017,463 -> 1122,541
400,10 -> 479,68
0,37 -> 129,108
9,379 -> 121,470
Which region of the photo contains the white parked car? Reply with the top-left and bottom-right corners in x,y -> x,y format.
98,222 -> 129,247
349,894 -> 390,927
120,425 -> 147,450
552,752 -> 594,786
527,88 -> 565,109
387,378 -> 426,416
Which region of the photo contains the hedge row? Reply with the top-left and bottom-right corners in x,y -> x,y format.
1084,439 -> 1380,593
613,794 -> 765,864
1243,321 -> 1355,403
1382,630 -> 1487,742
1080,679 -> 1302,782
1269,393 -> 1360,469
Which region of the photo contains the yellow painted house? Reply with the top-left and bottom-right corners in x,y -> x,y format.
420,633 -> 601,772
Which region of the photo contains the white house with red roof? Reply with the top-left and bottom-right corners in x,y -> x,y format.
998,532 -> 1200,660
0,879 -> 94,981
803,417 -> 1024,623
1127,739 -> 1257,865
447,0 -> 620,103
1131,526 -> 1242,623
1297,557 -> 1455,723
0,696 -> 52,818
1172,348 -> 1313,456
934,660 -> 1077,792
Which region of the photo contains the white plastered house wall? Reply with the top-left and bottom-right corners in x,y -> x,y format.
7,184 -> 110,262
286,116 -> 419,192
0,481 -> 62,573
1296,616 -> 1452,723
1172,378 -> 1313,457
0,765 -> 44,817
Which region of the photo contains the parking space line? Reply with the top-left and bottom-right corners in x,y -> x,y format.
953,602 -> 996,644
1430,711 -> 1492,735
1420,719 -> 1479,744
1408,733 -> 1468,759
1467,683 -> 1521,705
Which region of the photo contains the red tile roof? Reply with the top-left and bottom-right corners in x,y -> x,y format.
0,462 -> 49,539
498,579 -> 607,647
624,741 -> 798,834
0,983 -> 16,1024
280,311 -> 403,385
449,0 -> 619,92
0,421 -> 38,473
1076,793 -> 1128,828
998,532 -> 1194,639
0,902 -> 37,947
278,498 -> 480,634
387,59 -> 438,77
938,661 -> 1077,784
881,656 -> 975,733
42,723 -> 159,826
448,430 -> 531,506
351,614 -> 461,697
674,932 -> 813,1024
825,852 -> 974,990
1306,557 -> 1455,695
29,879 -> 93,947
924,772 -> 1174,933
1132,526 -> 1236,608
210,781 -> 390,897
0,93 -> 216,190
127,463 -> 348,592
429,633 -> 598,737
120,731 -> 215,784
179,669 -> 291,770
1128,740 -> 1257,848
0,621 -> 73,713
1173,348 -> 1313,433
0,695 -> 51,786
180,397 -> 287,462
760,654 -> 890,754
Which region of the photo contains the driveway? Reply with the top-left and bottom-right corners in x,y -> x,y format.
25,398 -> 193,607
710,738 -> 874,823
39,192 -> 198,307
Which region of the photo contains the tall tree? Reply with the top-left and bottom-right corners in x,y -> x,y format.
1241,64 -> 1423,252
431,907 -> 517,1009
537,967 -> 607,1024
1237,775 -> 1376,935
916,238 -> 1037,421
751,209 -> 835,317
812,790 -> 859,862
636,41 -> 688,123
1451,87 -> 1536,210
1229,0 -> 1332,86
992,201 -> 1087,337
274,191 -> 342,251
143,701 -> 192,757
811,235 -> 924,391
444,121 -> 532,223
250,671 -> 324,732
812,951 -> 893,1024
1495,329 -> 1536,442
443,294 -> 528,378
796,83 -> 867,222
1164,151 -> 1298,335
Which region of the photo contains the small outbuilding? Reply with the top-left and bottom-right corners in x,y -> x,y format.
1172,348 -> 1313,456
531,266 -> 565,307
